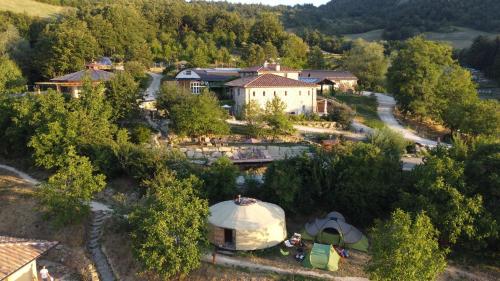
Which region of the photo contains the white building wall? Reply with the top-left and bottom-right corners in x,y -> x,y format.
233,86 -> 317,115
175,69 -> 201,79
6,260 -> 37,281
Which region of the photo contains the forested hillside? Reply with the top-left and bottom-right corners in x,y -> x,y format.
284,0 -> 500,40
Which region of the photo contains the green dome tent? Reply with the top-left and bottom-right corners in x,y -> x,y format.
302,211 -> 369,252
303,243 -> 340,271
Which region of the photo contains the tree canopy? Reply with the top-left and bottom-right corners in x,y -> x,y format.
367,209 -> 447,281
129,169 -> 208,279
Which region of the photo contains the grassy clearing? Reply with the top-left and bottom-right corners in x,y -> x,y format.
345,29 -> 384,41
0,0 -> 69,18
335,93 -> 385,129
344,26 -> 500,49
424,27 -> 500,49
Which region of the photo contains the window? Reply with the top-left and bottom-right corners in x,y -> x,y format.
274,91 -> 276,97
190,81 -> 204,94
263,91 -> 266,96
186,70 -> 191,75
237,88 -> 240,96
299,91 -> 302,96
285,91 -> 287,96
253,91 -> 256,97
308,90 -> 310,96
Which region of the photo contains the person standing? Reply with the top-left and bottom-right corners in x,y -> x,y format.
39,265 -> 51,281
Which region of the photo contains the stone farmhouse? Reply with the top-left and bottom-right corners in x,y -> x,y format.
226,62 -> 318,115
173,61 -> 358,116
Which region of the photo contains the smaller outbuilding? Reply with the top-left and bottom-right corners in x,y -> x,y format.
0,236 -> 58,281
208,197 -> 287,251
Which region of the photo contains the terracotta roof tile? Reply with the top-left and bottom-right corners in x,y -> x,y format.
0,236 -> 58,280
225,74 -> 315,88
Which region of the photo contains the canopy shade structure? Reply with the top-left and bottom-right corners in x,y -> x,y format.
302,211 -> 369,252
50,69 -> 115,83
303,243 -> 340,272
208,198 -> 287,250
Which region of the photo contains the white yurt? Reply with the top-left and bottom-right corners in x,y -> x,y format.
208,197 -> 287,250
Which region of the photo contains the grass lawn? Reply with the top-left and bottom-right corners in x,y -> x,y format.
0,0 -> 70,17
335,93 -> 385,129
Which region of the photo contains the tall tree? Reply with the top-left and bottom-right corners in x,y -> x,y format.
344,39 -> 388,91
241,100 -> 265,137
250,13 -> 284,46
280,34 -> 308,69
129,169 -> 208,279
106,71 -> 140,121
170,92 -> 229,137
264,97 -> 294,137
387,37 -> 454,118
367,209 -> 447,281
37,149 -> 106,227
307,46 -> 326,69
0,56 -> 25,95
399,152 -> 483,244
201,157 -> 239,203
35,17 -> 100,78
243,43 -> 266,66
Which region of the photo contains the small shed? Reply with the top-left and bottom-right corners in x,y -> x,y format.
0,236 -> 58,281
208,197 -> 287,250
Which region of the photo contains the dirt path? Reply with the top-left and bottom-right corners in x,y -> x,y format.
143,72 -> 163,101
202,254 -> 369,281
361,92 -> 439,147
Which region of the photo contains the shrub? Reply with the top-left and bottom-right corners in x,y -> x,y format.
327,103 -> 355,129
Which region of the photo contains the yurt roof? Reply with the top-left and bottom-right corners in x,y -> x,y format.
209,198 -> 285,230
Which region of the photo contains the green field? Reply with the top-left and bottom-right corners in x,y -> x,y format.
345,27 -> 500,49
345,29 -> 384,42
335,93 -> 385,129
0,0 -> 69,17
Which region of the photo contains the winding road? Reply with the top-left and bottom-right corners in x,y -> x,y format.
143,72 -> 163,101
361,92 -> 439,147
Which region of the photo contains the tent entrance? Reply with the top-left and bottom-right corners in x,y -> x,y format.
224,228 -> 235,248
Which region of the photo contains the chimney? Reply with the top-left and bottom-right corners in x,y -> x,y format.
263,60 -> 269,68
275,63 -> 280,72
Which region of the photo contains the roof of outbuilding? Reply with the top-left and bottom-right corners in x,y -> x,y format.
240,63 -> 298,73
51,69 -> 115,82
195,69 -> 240,82
0,236 -> 58,280
299,70 -> 358,80
225,74 -> 315,88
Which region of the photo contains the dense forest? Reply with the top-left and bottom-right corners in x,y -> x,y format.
1,0 -> 315,83
284,0 -> 500,40
460,36 -> 500,82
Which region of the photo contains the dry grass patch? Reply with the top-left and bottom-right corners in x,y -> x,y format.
0,0 -> 70,18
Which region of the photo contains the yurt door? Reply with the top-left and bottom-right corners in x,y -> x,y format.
224,228 -> 235,247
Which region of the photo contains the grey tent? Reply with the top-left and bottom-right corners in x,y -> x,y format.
303,212 -> 369,252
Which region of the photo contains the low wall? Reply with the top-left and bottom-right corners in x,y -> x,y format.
177,144 -> 312,163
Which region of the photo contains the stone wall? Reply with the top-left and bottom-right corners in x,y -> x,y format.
177,144 -> 312,164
